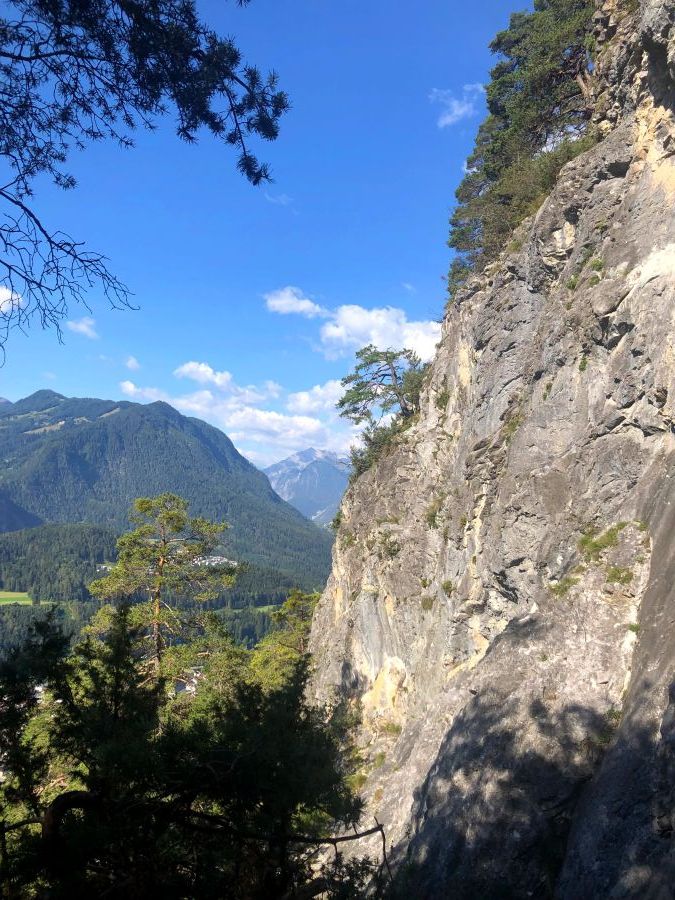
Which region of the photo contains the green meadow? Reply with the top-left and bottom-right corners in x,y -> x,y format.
0,590 -> 33,605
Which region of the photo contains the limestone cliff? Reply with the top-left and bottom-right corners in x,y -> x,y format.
310,2 -> 675,895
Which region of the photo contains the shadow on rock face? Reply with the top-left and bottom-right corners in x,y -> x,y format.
383,683 -> 667,900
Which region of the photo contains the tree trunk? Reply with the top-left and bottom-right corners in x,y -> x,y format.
152,589 -> 162,673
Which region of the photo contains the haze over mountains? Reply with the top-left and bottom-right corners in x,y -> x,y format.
265,449 -> 350,526
0,391 -> 332,588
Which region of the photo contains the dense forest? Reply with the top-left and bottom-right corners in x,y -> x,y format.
0,521 -> 317,654
0,524 -> 309,607
0,496 -> 378,897
0,525 -> 118,601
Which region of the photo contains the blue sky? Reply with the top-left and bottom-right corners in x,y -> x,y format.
0,0 -> 513,466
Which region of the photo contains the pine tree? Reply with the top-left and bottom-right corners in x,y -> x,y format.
448,0 -> 596,299
89,493 -> 235,671
337,344 -> 426,425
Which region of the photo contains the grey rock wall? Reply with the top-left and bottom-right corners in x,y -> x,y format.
310,1 -> 675,895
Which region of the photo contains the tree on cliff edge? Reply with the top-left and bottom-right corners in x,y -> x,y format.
337,344 -> 426,425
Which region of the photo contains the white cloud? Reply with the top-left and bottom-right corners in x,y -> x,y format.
174,361 -> 233,390
0,286 -> 22,316
119,381 -> 168,402
430,84 -> 485,128
320,305 -> 441,361
174,361 -> 282,405
402,282 -> 417,294
67,316 -> 99,339
264,192 -> 294,207
265,287 -> 441,362
286,379 -> 343,414
125,355 -> 140,371
226,407 -> 324,444
264,286 -> 328,319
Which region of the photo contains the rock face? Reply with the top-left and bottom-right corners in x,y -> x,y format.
309,2 -> 675,895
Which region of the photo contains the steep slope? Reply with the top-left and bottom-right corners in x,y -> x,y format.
0,392 -> 332,587
265,449 -> 349,525
310,2 -> 675,895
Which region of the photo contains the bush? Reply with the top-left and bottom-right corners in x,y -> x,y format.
549,576 -> 579,597
425,496 -> 445,529
349,416 -> 415,481
578,522 -> 628,561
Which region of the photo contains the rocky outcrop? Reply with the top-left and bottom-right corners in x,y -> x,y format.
309,2 -> 675,895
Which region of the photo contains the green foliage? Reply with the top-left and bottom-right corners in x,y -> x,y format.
578,522 -> 628,562
341,530 -> 356,549
372,751 -> 387,769
380,721 -> 402,737
435,385 -> 451,410
549,576 -> 579,597
503,411 -> 524,443
543,381 -> 553,400
421,596 -> 435,612
0,599 -> 373,896
441,580 -> 454,597
425,495 -> 445,529
90,494 -> 234,668
250,590 -> 319,690
590,258 -> 604,271
338,344 -> 426,425
349,415 -> 415,481
606,707 -> 623,725
579,354 -> 589,372
378,533 -> 401,560
447,0 -> 595,300
0,524 -> 117,602
627,622 -> 640,634
340,345 -> 431,482
216,605 -> 274,648
605,566 -> 633,586
567,275 -> 580,291
588,274 -> 601,286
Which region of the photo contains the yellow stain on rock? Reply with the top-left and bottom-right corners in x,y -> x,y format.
361,655 -> 407,719
457,342 -> 473,389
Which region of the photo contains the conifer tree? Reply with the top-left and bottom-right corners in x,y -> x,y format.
89,493 -> 235,671
337,344 -> 425,425
448,0 -> 595,298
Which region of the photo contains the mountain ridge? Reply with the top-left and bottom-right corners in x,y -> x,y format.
0,391 -> 332,589
265,448 -> 350,526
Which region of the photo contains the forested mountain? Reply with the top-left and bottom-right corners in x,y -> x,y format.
265,449 -> 350,526
0,391 -> 332,588
0,524 -> 117,601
